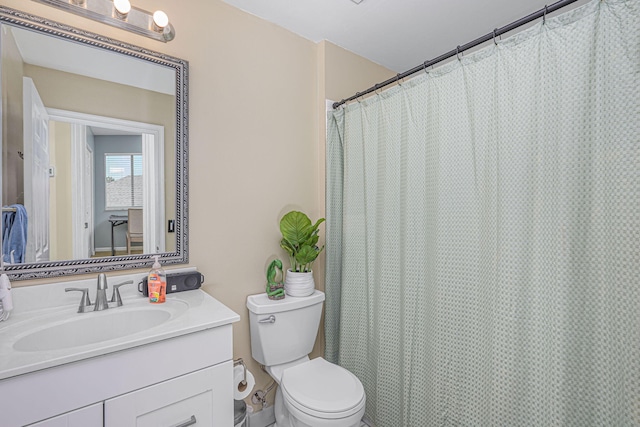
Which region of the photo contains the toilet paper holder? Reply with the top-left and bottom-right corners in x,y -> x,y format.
234,358 -> 247,389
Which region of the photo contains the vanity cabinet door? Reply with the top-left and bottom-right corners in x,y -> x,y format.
104,362 -> 233,427
27,403 -> 103,427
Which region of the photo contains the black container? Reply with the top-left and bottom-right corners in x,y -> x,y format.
138,271 -> 204,296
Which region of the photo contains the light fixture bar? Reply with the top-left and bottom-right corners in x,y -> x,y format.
31,0 -> 175,42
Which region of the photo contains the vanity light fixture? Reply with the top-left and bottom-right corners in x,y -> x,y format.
31,0 -> 176,42
113,0 -> 131,18
152,10 -> 169,31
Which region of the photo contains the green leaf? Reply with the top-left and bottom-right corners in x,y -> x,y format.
304,231 -> 319,247
311,218 -> 325,231
280,211 -> 312,247
295,244 -> 320,266
280,238 -> 294,256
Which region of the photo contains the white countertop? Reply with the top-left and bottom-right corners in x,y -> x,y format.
0,267 -> 240,380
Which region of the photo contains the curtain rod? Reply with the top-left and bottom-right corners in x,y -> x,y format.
333,0 -> 579,109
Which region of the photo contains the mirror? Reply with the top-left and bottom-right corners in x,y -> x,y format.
0,6 -> 188,280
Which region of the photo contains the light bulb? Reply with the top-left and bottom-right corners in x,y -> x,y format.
152,10 -> 169,29
113,0 -> 131,15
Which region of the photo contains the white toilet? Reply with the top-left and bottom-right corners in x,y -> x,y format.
247,290 -> 366,427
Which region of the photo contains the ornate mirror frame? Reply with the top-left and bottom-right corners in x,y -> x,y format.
0,6 -> 188,280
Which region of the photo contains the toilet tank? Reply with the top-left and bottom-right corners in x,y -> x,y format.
247,290 -> 325,366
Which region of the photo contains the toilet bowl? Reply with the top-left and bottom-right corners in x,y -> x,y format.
279,357 -> 365,427
247,291 -> 366,427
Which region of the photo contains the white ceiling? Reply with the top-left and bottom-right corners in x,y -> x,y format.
221,0 -> 588,72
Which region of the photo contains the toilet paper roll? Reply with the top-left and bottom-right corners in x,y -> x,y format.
233,365 -> 255,400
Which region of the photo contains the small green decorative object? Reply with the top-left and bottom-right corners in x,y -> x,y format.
266,259 -> 285,300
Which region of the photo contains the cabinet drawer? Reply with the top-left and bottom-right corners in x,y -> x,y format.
3,325 -> 233,427
105,361 -> 233,427
28,403 -> 103,427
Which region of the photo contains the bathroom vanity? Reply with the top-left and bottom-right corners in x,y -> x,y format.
0,269 -> 240,427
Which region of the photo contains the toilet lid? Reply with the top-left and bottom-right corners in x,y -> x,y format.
281,358 -> 365,416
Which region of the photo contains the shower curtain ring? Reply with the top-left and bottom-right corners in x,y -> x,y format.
456,46 -> 463,61
543,5 -> 549,24
396,73 -> 403,86
355,92 -> 362,103
493,28 -> 499,45
423,61 -> 430,74
374,83 -> 381,96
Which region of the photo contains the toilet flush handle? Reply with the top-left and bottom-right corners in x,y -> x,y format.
259,315 -> 276,324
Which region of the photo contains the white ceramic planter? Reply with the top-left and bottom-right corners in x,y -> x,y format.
284,269 -> 315,297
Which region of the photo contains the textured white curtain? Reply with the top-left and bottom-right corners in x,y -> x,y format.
325,1 -> 640,426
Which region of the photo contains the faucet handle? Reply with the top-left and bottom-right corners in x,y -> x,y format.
110,280 -> 133,306
65,287 -> 91,313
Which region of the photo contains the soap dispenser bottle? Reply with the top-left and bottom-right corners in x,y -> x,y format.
148,255 -> 166,304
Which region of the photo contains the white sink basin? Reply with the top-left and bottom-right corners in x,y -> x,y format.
13,304 -> 184,352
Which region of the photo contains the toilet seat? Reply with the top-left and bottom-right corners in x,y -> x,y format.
281,357 -> 365,420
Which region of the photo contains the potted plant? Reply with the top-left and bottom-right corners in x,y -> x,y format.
279,210 -> 325,297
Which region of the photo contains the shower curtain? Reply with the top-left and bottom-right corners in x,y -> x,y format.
325,1 -> 639,426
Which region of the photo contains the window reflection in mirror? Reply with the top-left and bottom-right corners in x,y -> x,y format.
105,152 -> 143,210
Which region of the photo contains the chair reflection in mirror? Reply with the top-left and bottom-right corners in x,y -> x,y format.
126,208 -> 143,254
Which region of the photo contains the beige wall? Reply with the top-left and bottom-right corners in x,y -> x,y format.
1,25 -> 25,205
321,41 -> 395,103
4,0 -> 392,410
48,121 -> 73,260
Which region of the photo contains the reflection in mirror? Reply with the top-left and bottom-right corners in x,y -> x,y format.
0,6 -> 188,280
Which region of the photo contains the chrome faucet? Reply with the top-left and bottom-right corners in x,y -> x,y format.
94,273 -> 110,311
94,274 -> 134,311
66,274 -> 133,313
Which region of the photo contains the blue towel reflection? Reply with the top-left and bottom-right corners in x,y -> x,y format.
2,205 -> 28,264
